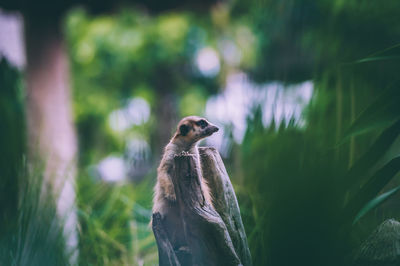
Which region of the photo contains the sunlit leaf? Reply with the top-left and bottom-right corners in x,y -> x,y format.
345,55 -> 400,64
344,157 -> 400,222
353,185 -> 400,224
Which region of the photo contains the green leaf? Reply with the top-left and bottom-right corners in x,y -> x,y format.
344,42 -> 400,65
339,87 -> 400,144
345,119 -> 400,190
353,185 -> 400,224
344,156 -> 400,222
344,55 -> 400,65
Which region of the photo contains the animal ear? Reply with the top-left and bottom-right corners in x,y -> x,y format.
179,124 -> 189,136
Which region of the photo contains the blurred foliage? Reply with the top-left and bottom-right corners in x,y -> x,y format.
0,60 -> 70,265
0,60 -> 23,234
77,174 -> 157,265
1,167 -> 72,266
232,0 -> 400,83
240,102 -> 400,265
229,1 -> 400,265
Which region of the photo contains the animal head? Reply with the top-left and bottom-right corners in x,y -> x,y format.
172,116 -> 219,147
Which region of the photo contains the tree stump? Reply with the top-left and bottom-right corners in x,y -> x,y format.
354,219 -> 400,266
152,147 -> 252,266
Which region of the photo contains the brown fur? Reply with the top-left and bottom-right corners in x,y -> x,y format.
152,116 -> 219,216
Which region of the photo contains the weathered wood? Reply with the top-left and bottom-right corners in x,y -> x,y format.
152,213 -> 181,266
199,147 -> 252,266
173,153 -> 241,266
354,219 -> 400,266
152,147 -> 251,266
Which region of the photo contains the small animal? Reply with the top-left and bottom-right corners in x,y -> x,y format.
152,116 -> 219,216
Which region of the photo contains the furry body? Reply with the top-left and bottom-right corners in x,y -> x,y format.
152,116 -> 219,216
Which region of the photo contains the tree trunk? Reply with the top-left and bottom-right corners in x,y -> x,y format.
152,147 -> 252,266
153,92 -> 178,158
25,16 -> 78,263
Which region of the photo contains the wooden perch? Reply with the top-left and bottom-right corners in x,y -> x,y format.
199,147 -> 252,266
354,219 -> 400,266
152,147 -> 252,266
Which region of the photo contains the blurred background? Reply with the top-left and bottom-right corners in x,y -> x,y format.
1,0 -> 400,265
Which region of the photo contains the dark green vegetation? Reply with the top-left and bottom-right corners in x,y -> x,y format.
241,96 -> 400,265
235,1 -> 400,265
1,0 -> 400,265
0,61 -> 69,265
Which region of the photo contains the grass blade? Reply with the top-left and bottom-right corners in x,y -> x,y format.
338,87 -> 400,144
344,55 -> 400,65
353,185 -> 400,224
345,119 -> 400,189
344,156 -> 400,222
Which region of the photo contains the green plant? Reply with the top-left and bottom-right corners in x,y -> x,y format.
77,174 -> 157,265
240,84 -> 400,266
0,59 -> 71,266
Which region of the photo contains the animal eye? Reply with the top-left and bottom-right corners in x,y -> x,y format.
197,120 -> 208,128
179,124 -> 189,136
